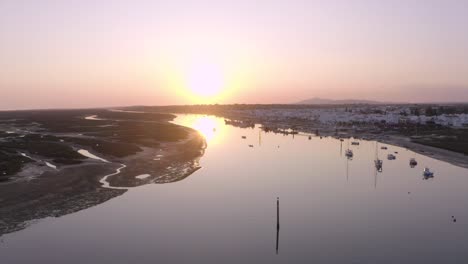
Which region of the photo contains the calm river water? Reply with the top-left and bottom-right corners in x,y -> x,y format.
1,114 -> 468,263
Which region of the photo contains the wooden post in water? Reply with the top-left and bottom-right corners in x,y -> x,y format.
277,197 -> 280,229
276,197 -> 280,254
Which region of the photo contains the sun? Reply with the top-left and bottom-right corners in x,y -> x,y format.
185,61 -> 225,102
160,55 -> 239,104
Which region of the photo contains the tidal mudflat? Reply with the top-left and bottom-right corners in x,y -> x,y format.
1,114 -> 467,264
0,110 -> 205,235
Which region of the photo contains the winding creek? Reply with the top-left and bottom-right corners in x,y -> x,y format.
1,114 -> 468,263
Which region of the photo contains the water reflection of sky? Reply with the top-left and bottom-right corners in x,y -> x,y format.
2,114 -> 468,264
174,114 -> 227,145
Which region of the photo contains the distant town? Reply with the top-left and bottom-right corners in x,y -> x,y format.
126,103 -> 468,167
128,102 -> 468,129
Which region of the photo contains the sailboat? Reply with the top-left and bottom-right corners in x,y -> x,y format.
423,167 -> 434,179
345,139 -> 353,159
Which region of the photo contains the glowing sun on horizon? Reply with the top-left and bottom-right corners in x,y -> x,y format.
185,62 -> 225,101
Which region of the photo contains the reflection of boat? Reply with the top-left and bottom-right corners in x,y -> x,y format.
224,119 -> 255,128
277,128 -> 298,135
423,167 -> 434,179
410,158 -> 418,167
374,142 -> 383,172
259,126 -> 297,135
387,154 -> 396,160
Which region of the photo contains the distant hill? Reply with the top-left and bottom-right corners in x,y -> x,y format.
294,97 -> 384,105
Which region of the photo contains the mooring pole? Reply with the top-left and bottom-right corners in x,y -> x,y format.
276,197 -> 280,254
277,197 -> 280,229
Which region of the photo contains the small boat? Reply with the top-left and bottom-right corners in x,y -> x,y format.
409,158 -> 418,167
374,142 -> 383,172
248,144 -> 254,148
241,136 -> 247,139
308,135 -> 312,140
381,146 -> 388,150
423,167 -> 434,179
225,119 -> 255,128
345,149 -> 353,158
351,142 -> 360,145
387,154 -> 396,160
374,159 -> 383,172
394,151 -> 398,154
340,139 -> 344,142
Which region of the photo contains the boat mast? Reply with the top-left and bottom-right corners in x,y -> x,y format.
376,141 -> 379,160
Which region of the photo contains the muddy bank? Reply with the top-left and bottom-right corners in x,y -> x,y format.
316,130 -> 468,169
282,128 -> 468,169
0,109 -> 206,236
377,135 -> 468,169
105,130 -> 206,187
0,163 -> 126,235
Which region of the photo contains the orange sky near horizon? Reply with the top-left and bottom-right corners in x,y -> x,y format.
1,0 -> 468,110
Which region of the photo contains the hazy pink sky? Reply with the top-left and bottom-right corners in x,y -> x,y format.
1,0 -> 468,109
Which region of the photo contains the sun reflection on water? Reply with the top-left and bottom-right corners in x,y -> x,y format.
174,115 -> 225,144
